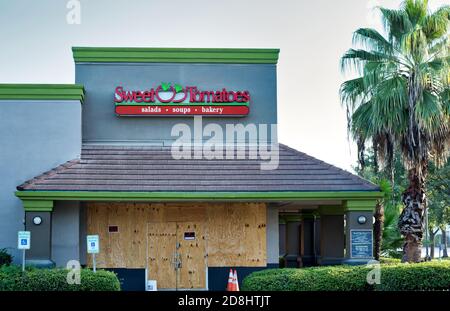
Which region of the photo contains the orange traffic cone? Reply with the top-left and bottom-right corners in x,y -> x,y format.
226,268 -> 235,291
233,269 -> 240,291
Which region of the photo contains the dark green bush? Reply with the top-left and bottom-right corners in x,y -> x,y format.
376,261 -> 450,291
0,249 -> 13,266
0,265 -> 120,291
242,261 -> 450,291
242,266 -> 372,291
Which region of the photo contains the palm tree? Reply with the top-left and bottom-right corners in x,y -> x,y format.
340,0 -> 449,262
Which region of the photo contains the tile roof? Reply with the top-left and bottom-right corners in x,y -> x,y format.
17,144 -> 379,192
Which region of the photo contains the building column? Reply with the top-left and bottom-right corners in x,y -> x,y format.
301,214 -> 315,266
283,215 -> 302,267
22,200 -> 55,267
278,217 -> 287,259
266,205 -> 279,267
343,200 -> 376,265
317,206 -> 344,265
313,212 -> 321,264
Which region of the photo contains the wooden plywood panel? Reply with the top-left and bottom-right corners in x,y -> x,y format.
86,203 -> 110,268
86,202 -> 148,268
86,202 -> 267,270
165,204 -> 206,222
147,222 -> 177,289
207,202 -> 267,267
177,222 -> 206,289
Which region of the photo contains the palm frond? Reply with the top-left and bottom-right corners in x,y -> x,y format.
403,0 -> 428,26
352,28 -> 394,55
340,48 -> 393,74
422,5 -> 450,41
339,77 -> 368,109
379,7 -> 412,43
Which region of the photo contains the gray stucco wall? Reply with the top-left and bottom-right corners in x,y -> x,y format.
0,100 -> 81,263
79,204 -> 87,266
75,63 -> 277,144
52,201 -> 81,267
25,212 -> 52,260
266,205 -> 279,264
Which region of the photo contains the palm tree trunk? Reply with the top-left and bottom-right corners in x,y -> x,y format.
373,200 -> 384,260
398,165 -> 427,263
442,228 -> 448,258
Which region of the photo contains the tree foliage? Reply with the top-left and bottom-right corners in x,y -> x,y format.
341,0 -> 449,262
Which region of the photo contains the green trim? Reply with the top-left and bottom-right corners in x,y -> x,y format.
15,191 -> 384,202
72,47 -> 280,64
344,200 -> 377,212
318,205 -> 344,216
22,200 -> 53,212
0,84 -> 85,103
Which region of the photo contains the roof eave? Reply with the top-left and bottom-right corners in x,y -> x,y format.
15,190 -> 384,202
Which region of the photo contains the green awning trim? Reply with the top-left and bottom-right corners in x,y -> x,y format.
16,190 -> 383,201
0,84 -> 85,103
22,200 -> 53,212
16,191 -> 382,211
72,47 -> 280,64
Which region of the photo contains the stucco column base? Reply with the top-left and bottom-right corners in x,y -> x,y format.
25,259 -> 55,268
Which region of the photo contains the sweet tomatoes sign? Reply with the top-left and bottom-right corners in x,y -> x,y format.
114,83 -> 250,117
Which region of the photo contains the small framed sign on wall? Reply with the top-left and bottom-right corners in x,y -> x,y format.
184,232 -> 195,240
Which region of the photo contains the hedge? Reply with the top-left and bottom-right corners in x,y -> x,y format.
242,261 -> 450,291
0,265 -> 120,291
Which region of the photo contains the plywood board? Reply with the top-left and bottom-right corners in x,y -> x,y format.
176,222 -> 206,289
147,222 -> 177,289
206,203 -> 267,267
86,202 -> 267,270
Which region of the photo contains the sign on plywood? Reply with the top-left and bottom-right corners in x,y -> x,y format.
146,280 -> 157,291
87,235 -> 99,254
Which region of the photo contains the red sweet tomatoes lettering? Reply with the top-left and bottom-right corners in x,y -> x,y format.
114,85 -> 250,104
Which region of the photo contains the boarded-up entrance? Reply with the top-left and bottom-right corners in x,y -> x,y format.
147,221 -> 206,289
86,202 -> 267,290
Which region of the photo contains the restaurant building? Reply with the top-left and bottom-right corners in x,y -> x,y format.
0,47 -> 382,290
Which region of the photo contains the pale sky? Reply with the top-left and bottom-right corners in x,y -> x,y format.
0,0 -> 447,171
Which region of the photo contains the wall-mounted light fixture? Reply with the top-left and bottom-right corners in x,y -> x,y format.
357,215 -> 367,225
32,216 -> 42,225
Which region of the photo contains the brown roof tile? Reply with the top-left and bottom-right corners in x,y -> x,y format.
17,144 -> 379,192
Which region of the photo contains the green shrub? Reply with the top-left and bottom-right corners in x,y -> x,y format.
379,257 -> 401,265
242,261 -> 450,291
0,265 -> 120,291
242,266 -> 372,291
0,249 -> 13,266
375,261 -> 450,291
